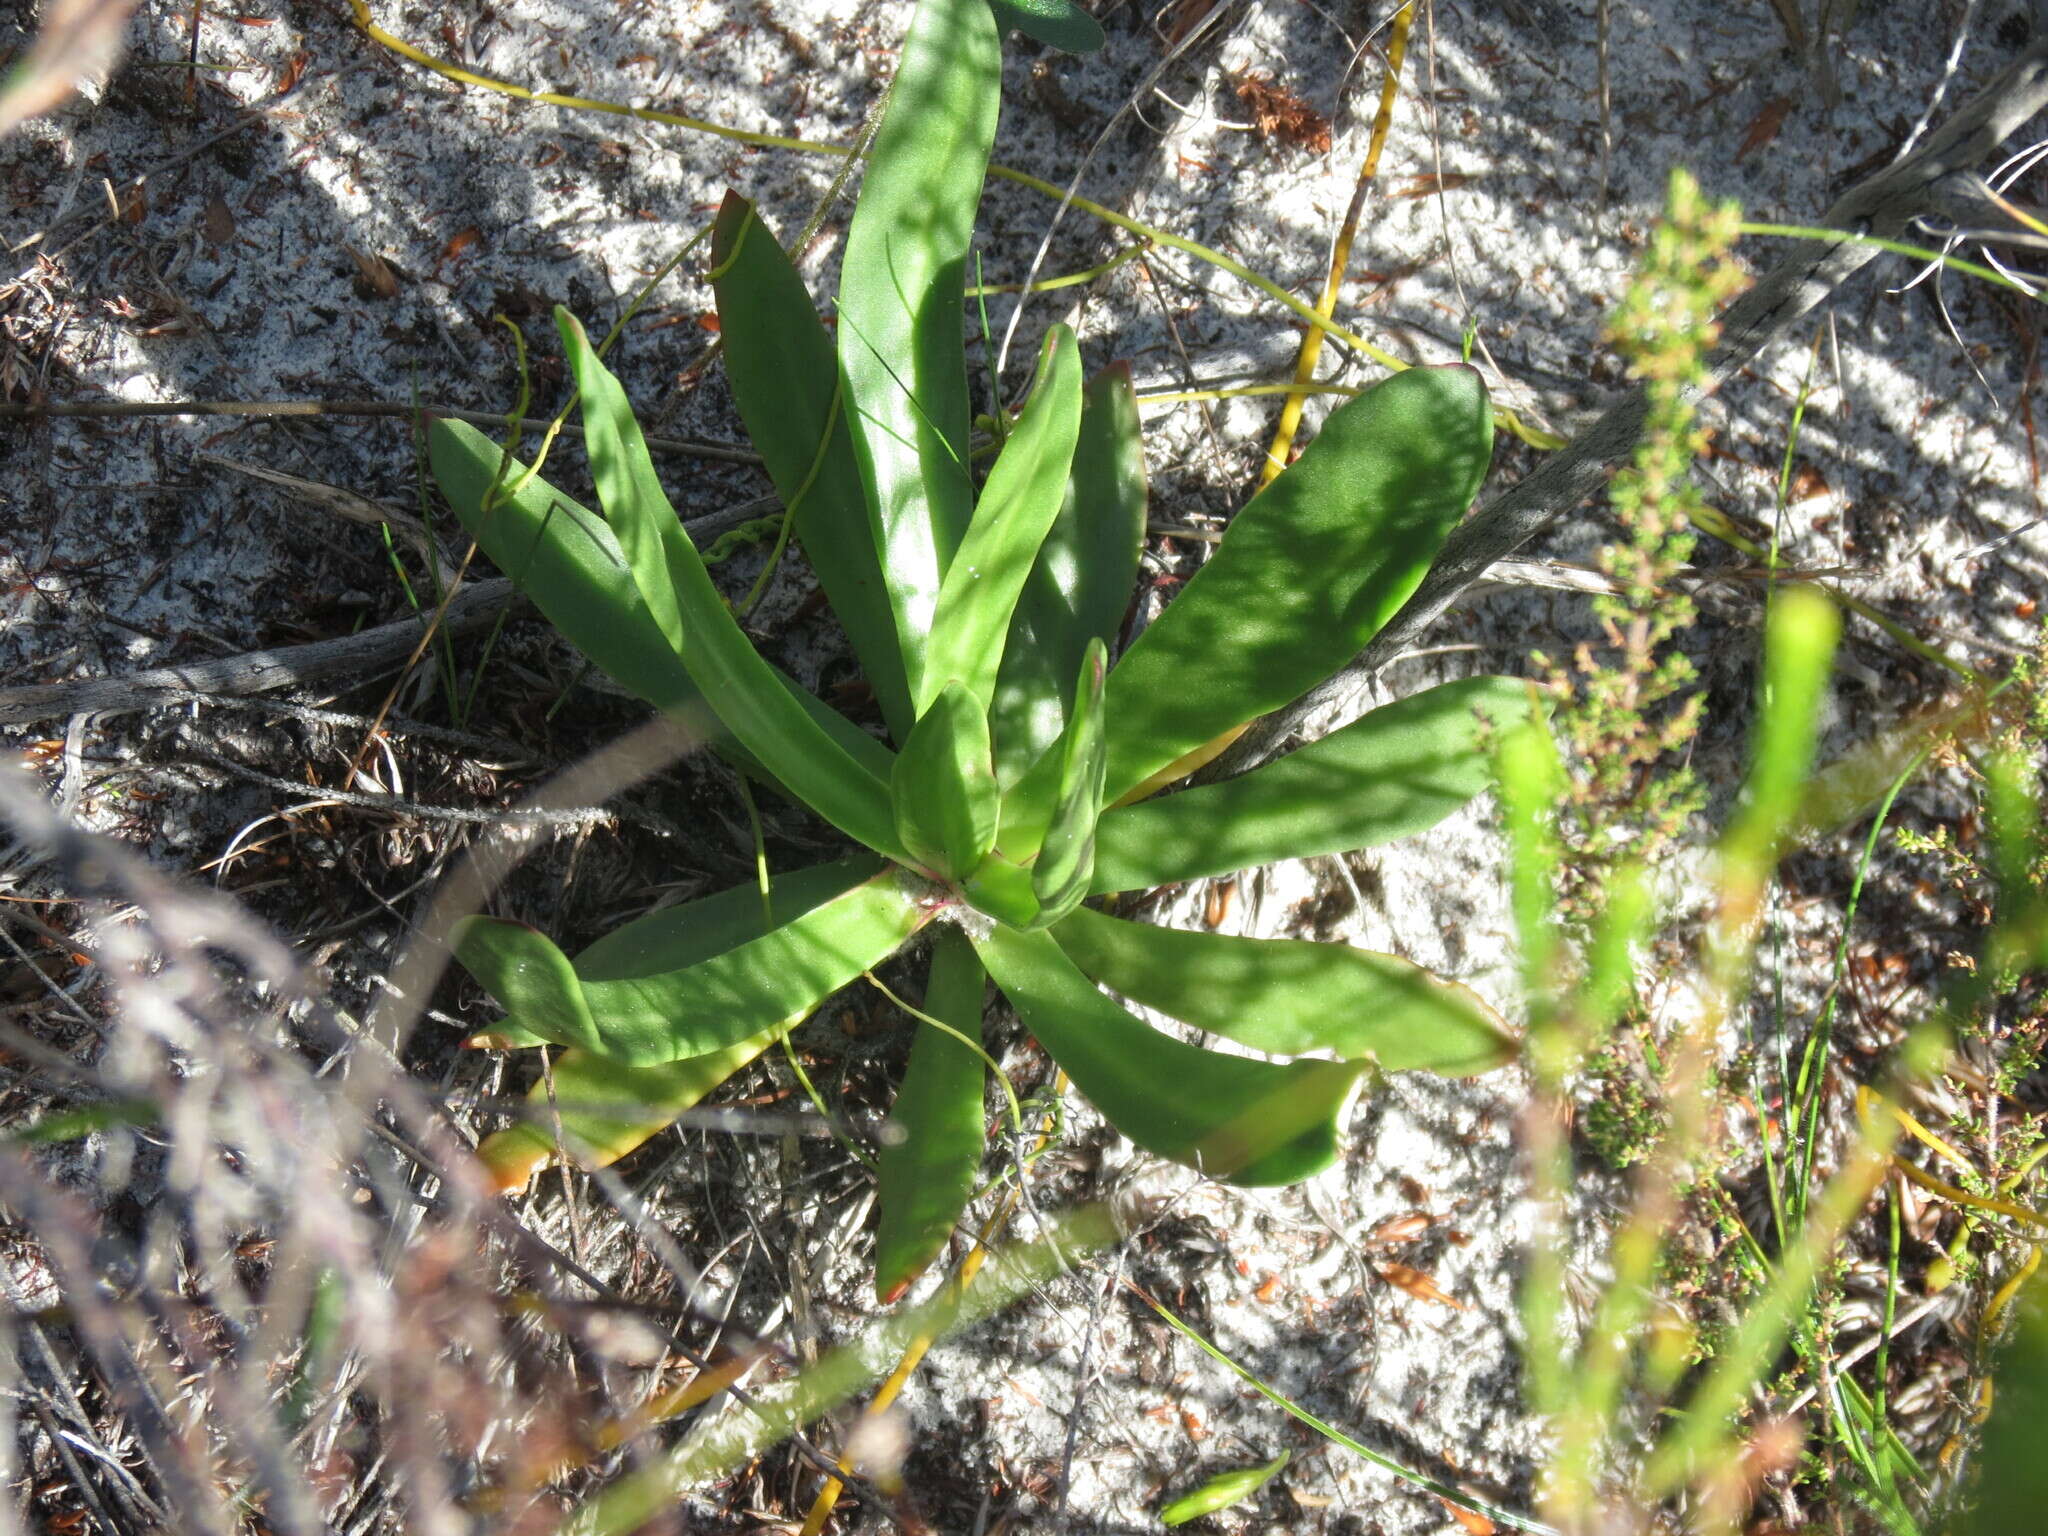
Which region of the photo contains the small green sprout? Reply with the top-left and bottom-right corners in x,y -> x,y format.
1159,1450 -> 1290,1526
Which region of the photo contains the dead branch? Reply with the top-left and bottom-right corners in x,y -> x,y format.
0,578 -> 514,727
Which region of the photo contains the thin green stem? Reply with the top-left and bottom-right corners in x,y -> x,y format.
1791,760 -> 1922,1228
1771,325 -> 1824,566
1872,1176 -> 1901,1453
735,372 -> 842,620
860,968 -> 1022,1136
1738,222 -> 2047,303
1134,1285 -> 1561,1536
964,240 -> 1150,297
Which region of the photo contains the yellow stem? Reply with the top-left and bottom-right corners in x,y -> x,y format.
1859,1090 -> 2048,1232
1986,1246 -> 2041,1331
1259,2 -> 1414,488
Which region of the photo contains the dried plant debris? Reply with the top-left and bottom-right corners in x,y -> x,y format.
0,759 -> 894,1533
1231,72 -> 1332,155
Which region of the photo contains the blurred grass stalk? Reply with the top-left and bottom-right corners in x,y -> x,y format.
0,0 -> 138,140
1507,175 -> 2048,1533
553,1204 -> 1116,1536
1514,589 -> 2048,1531
1511,584 -> 1873,1530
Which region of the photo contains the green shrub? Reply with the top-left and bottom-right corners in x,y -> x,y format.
431,0 -> 1522,1299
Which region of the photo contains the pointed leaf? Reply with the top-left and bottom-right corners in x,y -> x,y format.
874,929 -> 988,1301
557,309 -> 904,860
575,860 -> 877,975
892,682 -> 1000,880
989,362 -> 1146,787
463,862 -> 871,1053
1051,906 -> 1515,1075
1100,365 -> 1493,804
428,417 -> 896,783
985,0 -> 1104,54
710,194 -> 913,741
1091,676 -> 1530,892
974,926 -> 1364,1185
922,325 -> 1084,715
428,416 -> 695,713
838,0 -> 1000,703
1029,637 -> 1108,924
476,1027 -> 783,1194
1160,1452 -> 1291,1527
455,860 -> 932,1065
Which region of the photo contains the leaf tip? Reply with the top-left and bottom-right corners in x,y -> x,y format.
711,190 -> 753,265
476,1128 -> 551,1195
551,305 -> 590,355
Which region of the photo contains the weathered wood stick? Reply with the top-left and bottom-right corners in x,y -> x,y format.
0,579 -> 514,727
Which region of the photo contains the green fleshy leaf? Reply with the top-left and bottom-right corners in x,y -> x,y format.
463,863 -> 869,1051
556,309 -> 905,860
574,862 -> 874,978
454,860 -> 930,1066
428,416 -> 698,714
1160,1452 -> 1291,1527
428,417 -> 896,785
1051,906 -> 1515,1075
838,0 -> 1000,703
989,362 -> 1146,788
962,851 -> 1041,928
874,929 -> 988,1301
985,0 -> 1105,54
709,194 -> 913,742
476,1028 -> 784,1193
974,926 -> 1364,1185
1099,365 -> 1494,804
922,325 -> 1084,716
892,682 -> 1000,880
1028,637 -> 1108,925
1091,676 -> 1531,892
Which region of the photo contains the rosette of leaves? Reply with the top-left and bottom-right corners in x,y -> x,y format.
431,0 -> 1524,1299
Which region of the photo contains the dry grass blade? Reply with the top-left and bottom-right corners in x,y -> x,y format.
0,0 -> 138,139
0,760 -> 684,1534
198,453 -> 459,587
